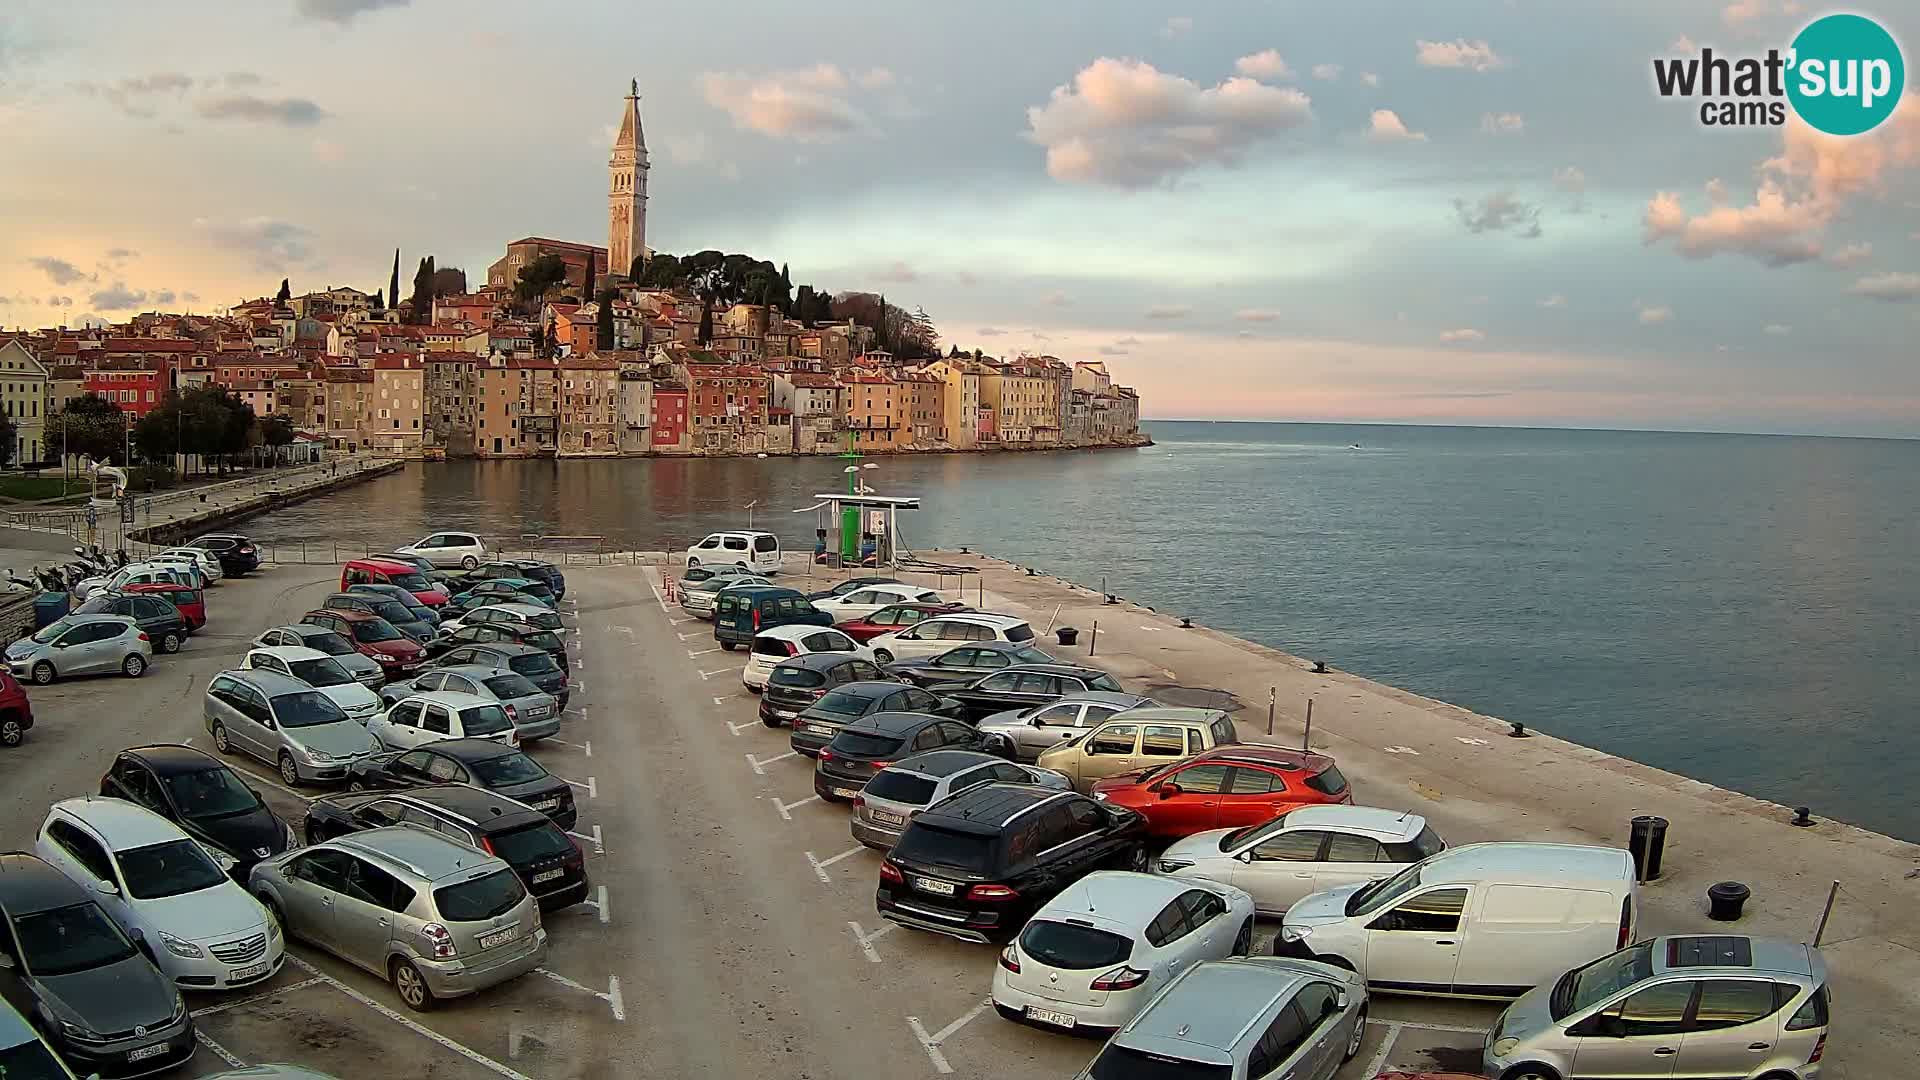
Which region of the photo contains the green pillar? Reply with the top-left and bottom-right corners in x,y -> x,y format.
839,428 -> 860,562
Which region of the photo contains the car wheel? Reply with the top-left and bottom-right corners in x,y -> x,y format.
348,779 -> 367,792
278,753 -> 301,787
121,654 -> 145,678
391,958 -> 435,1011
211,723 -> 233,754
872,648 -> 894,664
461,555 -> 479,570
686,557 -> 700,569
30,661 -> 54,686
719,641 -> 736,651
259,894 -> 288,937
746,684 -> 762,695
1232,917 -> 1253,956
1500,1067 -> 1562,1080
161,632 -> 181,654
1125,846 -> 1148,872
0,717 -> 22,748
1344,1005 -> 1367,1061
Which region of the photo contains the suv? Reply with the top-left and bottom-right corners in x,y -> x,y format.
866,613 -> 1037,665
941,662 -> 1128,721
877,783 -> 1150,944
790,680 -> 962,758
430,641 -> 568,708
301,786 -> 589,911
321,592 -> 435,644
852,751 -> 1066,851
187,532 -> 260,575
74,591 -> 191,654
204,668 -> 385,786
1485,935 -> 1831,1080
1075,957 -> 1369,1079
252,624 -> 384,686
1038,708 -> 1242,791
758,652 -> 888,728
396,531 -> 488,570
299,609 -> 426,679
1092,745 -> 1353,840
99,744 -> 295,878
814,712 -> 991,802
248,825 -> 547,1010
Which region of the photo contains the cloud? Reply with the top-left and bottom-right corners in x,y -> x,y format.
1144,305 -> 1191,320
1041,290 -> 1071,307
1235,308 -> 1279,322
1539,293 -> 1567,308
46,296 -> 72,307
151,290 -> 176,305
874,260 -> 917,283
1024,57 -> 1313,188
976,327 -> 1007,336
182,292 -> 200,303
89,282 -> 148,310
193,216 -> 316,268
1360,72 -> 1381,87
1363,109 -> 1426,142
1763,323 -> 1791,334
195,94 -> 326,126
1763,96 -> 1920,204
699,64 -> 872,141
1637,303 -> 1673,324
1721,0 -> 1783,29
29,257 -> 92,285
104,248 -> 136,261
89,72 -> 194,119
1846,272 -> 1920,301
855,68 -> 895,90
1311,63 -> 1342,81
1641,180 -> 1826,266
1671,34 -> 1699,53
1115,336 -> 1141,346
1160,16 -> 1193,38
1098,343 -> 1130,355
1438,328 -> 1485,343
1453,191 -> 1542,237
1234,50 -> 1290,80
1479,111 -> 1525,135
1415,38 -> 1506,72
295,0 -> 410,23
224,71 -> 264,88
1825,242 -> 1872,268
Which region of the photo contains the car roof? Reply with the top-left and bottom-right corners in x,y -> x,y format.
120,581 -> 192,592
844,710 -> 944,736
925,612 -> 1028,628
330,785 -> 543,828
1195,745 -> 1334,772
776,651 -> 863,670
1004,662 -> 1109,679
471,602 -> 548,617
331,825 -> 499,882
890,749 -> 1004,778
0,852 -> 94,915
1104,707 -> 1228,726
429,665 -> 515,680
64,612 -> 136,626
707,530 -> 774,538
248,645 -> 329,663
399,690 -> 495,710
1408,842 -> 1632,887
273,623 -> 347,640
1276,805 -> 1424,840
121,743 -> 229,776
458,641 -> 542,657
308,607 -> 379,622
432,738 -> 524,762
833,680 -> 907,699
917,782 -> 1066,834
1040,870 -> 1196,930
347,558 -> 415,571
1653,935 -> 1816,977
219,667 -> 313,695
755,623 -> 842,641
967,640 -> 1045,654
1051,691 -> 1154,708
1118,959 -> 1321,1056
870,602 -> 963,614
50,796 -> 188,849
724,585 -> 800,597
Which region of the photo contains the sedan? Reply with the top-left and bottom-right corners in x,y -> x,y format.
1155,806 -> 1445,916
424,622 -> 569,673
789,681 -> 963,758
884,641 -> 1058,688
99,745 -> 296,880
837,601 -> 971,644
378,665 -> 559,741
941,663 -> 1128,722
814,713 -> 991,802
342,740 -> 576,829
811,584 -> 948,625
977,692 -> 1158,763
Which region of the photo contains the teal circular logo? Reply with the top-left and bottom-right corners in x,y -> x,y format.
1787,14 -> 1905,135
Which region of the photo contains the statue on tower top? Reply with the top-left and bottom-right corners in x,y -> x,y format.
630,77 -> 638,98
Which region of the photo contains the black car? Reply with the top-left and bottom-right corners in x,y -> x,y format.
98,745 -> 294,879
464,560 -> 566,599
939,663 -> 1128,721
188,532 -> 260,575
74,591 -> 191,654
815,712 -> 989,802
321,592 -> 435,643
426,622 -> 570,672
760,652 -> 889,727
805,575 -> 901,602
373,552 -> 457,589
790,680 -> 964,757
886,641 -> 1060,688
877,784 -> 1149,944
302,786 -> 589,910
0,853 -> 195,1076
342,739 -> 576,830
432,641 -> 569,707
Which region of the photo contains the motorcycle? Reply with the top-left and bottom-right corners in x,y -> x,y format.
1,569 -> 34,594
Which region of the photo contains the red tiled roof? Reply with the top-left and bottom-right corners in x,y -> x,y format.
372,356 -> 420,370
787,373 -> 840,389
102,338 -> 196,353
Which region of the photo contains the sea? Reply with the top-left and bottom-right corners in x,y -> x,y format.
242,422 -> 1920,841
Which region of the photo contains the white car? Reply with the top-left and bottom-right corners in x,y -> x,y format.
395,530 -> 487,570
74,562 -> 196,601
437,602 -> 565,636
241,647 -> 384,724
992,871 -> 1256,1035
866,613 -> 1038,665
742,625 -> 874,691
368,690 -> 518,750
685,530 -> 782,574
35,797 -> 283,991
1156,806 -> 1448,917
152,548 -> 224,584
811,583 -> 948,625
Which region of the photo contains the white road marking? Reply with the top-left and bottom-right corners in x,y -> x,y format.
534,968 -> 625,1022
545,737 -> 592,756
593,883 -> 609,923
574,657 -> 586,670
611,625 -> 634,636
805,845 -> 866,883
746,750 -> 798,775
1374,1019 -> 1487,1035
847,920 -> 895,963
726,719 -> 760,737
1383,745 -> 1421,755
699,667 -> 742,679
227,763 -> 313,803
647,582 -> 670,614
907,998 -> 991,1075
712,696 -> 727,706
668,616 -> 693,626
284,955 -> 535,1080
563,707 -> 588,719
557,775 -> 597,797
190,976 -> 328,1018
1364,1020 -> 1402,1077
677,631 -> 702,641
1456,736 -> 1490,746
687,647 -> 721,658
195,1029 -> 245,1068
566,824 -> 605,855
771,793 -> 821,820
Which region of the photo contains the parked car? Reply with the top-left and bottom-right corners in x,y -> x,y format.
678,563 -> 759,586
815,712 -> 992,802
448,578 -> 555,612
1091,745 -> 1354,840
714,586 -> 833,649
0,853 -> 195,1076
1274,842 -> 1640,999
186,533 -> 259,575
94,564 -> 198,598
866,612 -> 1038,665
320,592 -> 435,644
742,624 -> 873,692
0,995 -> 78,1080
370,692 -> 518,751
371,552 -> 455,589
74,591 -> 191,654
977,692 -> 1157,763
1483,935 -> 1830,1080
343,741 -> 576,829
0,668 -> 31,749
1037,708 -> 1242,792
35,798 -> 283,991
98,744 -> 297,880
790,681 -> 963,758
298,609 -> 425,680
252,624 -> 383,687
851,750 -> 1068,851
1072,957 -> 1369,1079
836,601 -> 972,643
120,582 -> 206,633
429,641 -> 568,708
150,549 -> 223,585
877,784 -> 1150,944
241,647 -> 383,723
685,530 -> 781,574
379,666 -> 559,741
463,560 -> 566,599
438,602 -> 563,637
248,826 -> 546,1010
4,614 -> 150,684
1157,806 -> 1447,917
347,583 -> 440,629
811,583 -> 949,625
941,663 -> 1128,722
678,575 -> 771,619
992,871 -> 1258,1036
395,531 -> 488,570
883,640 -> 1057,686
203,668 -> 385,787
758,653 -> 889,728
424,622 -> 569,673
341,558 -> 449,609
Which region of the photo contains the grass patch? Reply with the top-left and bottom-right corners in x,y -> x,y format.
0,474 -> 86,501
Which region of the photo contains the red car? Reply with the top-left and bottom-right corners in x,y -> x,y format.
298,608 -> 424,678
121,582 -> 206,632
836,601 -> 971,643
342,557 -> 450,609
1090,744 -> 1352,839
0,668 -> 32,747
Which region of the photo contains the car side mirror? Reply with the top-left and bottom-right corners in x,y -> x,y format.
0,953 -> 14,970
1332,987 -> 1348,1010
1029,716 -> 1047,727
95,879 -> 119,897
1158,782 -> 1183,799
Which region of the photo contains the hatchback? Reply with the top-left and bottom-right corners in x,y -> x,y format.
204,669 -> 385,786
993,871 -> 1258,1037
120,582 -> 206,633
814,712 -> 991,802
943,663 -> 1128,722
0,669 -> 31,749
467,560 -> 565,599
884,640 -> 1059,688
1092,745 -> 1354,840
425,622 -> 570,673
99,744 -> 297,879
742,624 -> 873,692
713,586 -> 831,648
812,583 -> 949,625
804,575 -> 900,601
298,609 -> 425,680
321,592 -> 435,644
790,681 -> 962,757
370,692 -> 518,751
1038,708 -> 1242,792
5,614 -> 150,684
341,559 -> 449,609
396,530 -> 488,570
150,549 -> 223,585
347,583 -> 440,628
449,579 -> 554,612
1485,936 -> 1831,1080
440,602 -> 564,637
249,826 -> 547,1010
852,751 -> 1068,851
430,642 -> 568,708
977,692 -> 1157,763
1158,805 -> 1447,916
866,613 -> 1038,665
252,624 -> 383,686
836,601 -> 972,643
241,647 -> 384,723
758,652 -> 889,728
380,666 -> 559,741
343,740 -> 576,830
187,533 -> 259,575
0,853 -> 194,1076
75,592 -> 191,655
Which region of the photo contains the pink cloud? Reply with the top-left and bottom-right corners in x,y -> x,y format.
1415,38 -> 1505,72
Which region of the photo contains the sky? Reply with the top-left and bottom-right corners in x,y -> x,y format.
2,0 -> 1917,437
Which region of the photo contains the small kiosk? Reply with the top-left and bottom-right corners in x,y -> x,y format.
803,491 -> 921,569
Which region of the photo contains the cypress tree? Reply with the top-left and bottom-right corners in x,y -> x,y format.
583,259 -> 597,309
596,291 -> 616,351
388,249 -> 401,310
275,279 -> 290,304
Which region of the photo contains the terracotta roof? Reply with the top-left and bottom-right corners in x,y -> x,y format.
323,369 -> 373,384
48,364 -> 85,380
560,355 -> 618,370
788,373 -> 840,389
687,364 -> 766,380
372,356 -> 421,370
85,359 -> 165,373
102,337 -> 196,353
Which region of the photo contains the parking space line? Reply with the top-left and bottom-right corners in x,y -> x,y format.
610,625 -> 634,636
284,955 -> 534,1080
533,968 -> 625,1022
677,631 -> 702,641
846,920 -> 895,963
566,824 -> 604,854
687,647 -> 721,658
544,737 -> 592,756
746,750 -> 798,775
712,696 -> 727,706
906,998 -> 990,1075
804,845 -> 866,883
195,1028 -> 245,1068
190,976 -> 328,1018
699,667 -> 742,679
770,794 -> 821,820
227,764 -> 313,803
726,718 -> 762,737
1364,1020 -> 1402,1078
556,774 -> 597,797
1381,1019 -> 1487,1035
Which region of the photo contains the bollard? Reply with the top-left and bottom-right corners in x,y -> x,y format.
1302,696 -> 1313,749
1791,806 -> 1815,827
1179,616 -> 1193,628
1628,816 -> 1668,882
1507,721 -> 1530,738
1311,660 -> 1328,674
1088,620 -> 1098,656
1707,881 -> 1751,921
1055,627 -> 1078,647
1266,687 -> 1276,736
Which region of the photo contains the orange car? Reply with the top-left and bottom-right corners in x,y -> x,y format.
1090,744 -> 1353,839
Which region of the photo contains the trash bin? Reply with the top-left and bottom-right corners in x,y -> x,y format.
1628,815 -> 1669,882
1708,881 -> 1751,921
32,592 -> 69,629
1055,627 -> 1079,647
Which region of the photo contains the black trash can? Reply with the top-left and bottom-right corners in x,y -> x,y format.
1055,627 -> 1079,647
1628,815 -> 1669,882
1708,880 -> 1751,921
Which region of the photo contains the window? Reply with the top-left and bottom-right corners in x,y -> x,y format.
343,856 -> 417,913
422,707 -> 452,735
1372,888 -> 1468,933
977,672 -> 1020,692
1013,672 -> 1057,695
1325,833 -> 1389,863
1140,725 -> 1186,756
1612,981 -> 1695,1037
1144,901 -> 1193,947
1088,725 -> 1137,755
1692,979 -> 1781,1030
293,849 -> 352,891
1252,830 -> 1326,862
1030,702 -> 1082,727
388,702 -> 423,729
1246,1002 -> 1309,1079
46,820 -> 117,884
1226,767 -> 1279,794
1178,889 -> 1227,928
1786,984 -> 1828,1030
425,755 -> 464,783
1166,764 -> 1229,794
1291,982 -> 1341,1027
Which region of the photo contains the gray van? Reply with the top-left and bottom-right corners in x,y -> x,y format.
205,669 -> 384,786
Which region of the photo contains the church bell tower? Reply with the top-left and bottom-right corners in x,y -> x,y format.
608,79 -> 649,281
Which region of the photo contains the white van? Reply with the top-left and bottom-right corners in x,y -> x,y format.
686,531 -> 782,574
1273,842 -> 1637,1000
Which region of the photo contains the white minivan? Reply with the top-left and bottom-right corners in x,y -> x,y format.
1274,842 -> 1638,1000
685,531 -> 782,575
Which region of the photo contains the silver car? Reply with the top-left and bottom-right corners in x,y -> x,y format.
679,575 -> 771,618
4,614 -> 150,684
204,669 -> 384,786
976,692 -> 1157,762
852,750 -> 1068,850
252,624 -> 384,687
248,825 -> 547,1010
379,665 -> 560,741
1076,957 -> 1368,1080
1485,935 -> 1831,1080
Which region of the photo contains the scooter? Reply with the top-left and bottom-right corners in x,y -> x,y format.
1,569 -> 34,594
34,566 -> 66,592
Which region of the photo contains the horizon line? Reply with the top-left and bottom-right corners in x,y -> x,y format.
1139,417 -> 1920,443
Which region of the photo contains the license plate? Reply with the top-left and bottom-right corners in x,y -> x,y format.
478,926 -> 519,949
127,1044 -> 170,1063
532,798 -> 559,811
528,707 -> 550,720
912,876 -> 956,896
532,868 -> 565,884
870,810 -> 905,826
774,709 -> 797,719
832,787 -> 860,799
231,961 -> 271,981
1024,1006 -> 1077,1029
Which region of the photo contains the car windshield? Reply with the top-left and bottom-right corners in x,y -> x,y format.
471,752 -> 549,786
771,667 -> 826,689
829,732 -> 906,757
432,869 -> 527,922
0,1034 -> 69,1080
12,902 -> 138,977
1019,919 -> 1134,970
521,631 -> 565,653
117,839 -> 228,900
1004,624 -> 1035,642
1087,673 -> 1124,692
891,824 -> 996,873
1011,646 -> 1054,665
508,653 -> 558,677
489,820 -> 573,864
864,771 -> 937,804
521,610 -> 562,630
367,600 -> 415,624
1553,942 -> 1655,1020
459,705 -> 512,736
271,690 -> 350,729
288,658 -> 353,688
1089,1046 -> 1229,1080
1220,811 -> 1295,852
164,767 -> 262,820
349,618 -> 404,644
302,632 -> 357,657
1346,860 -> 1423,916
389,571 -> 431,590
483,674 -> 541,699
812,690 -> 875,717
28,619 -> 72,645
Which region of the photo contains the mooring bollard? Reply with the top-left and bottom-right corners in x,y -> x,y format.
1707,881 -> 1751,921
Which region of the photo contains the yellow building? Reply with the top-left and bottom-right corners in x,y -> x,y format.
919,359 -> 981,449
0,339 -> 50,464
846,374 -> 907,450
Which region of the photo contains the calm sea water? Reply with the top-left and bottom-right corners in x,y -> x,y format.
244,422 -> 1920,840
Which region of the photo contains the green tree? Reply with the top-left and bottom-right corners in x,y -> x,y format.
514,255 -> 570,308
430,266 -> 467,296
275,278 -> 290,304
0,410 -> 17,467
596,291 -> 616,351
793,285 -> 816,326
48,394 -> 126,463
697,300 -> 713,345
408,256 -> 437,323
582,259 -> 597,312
388,248 -> 401,313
